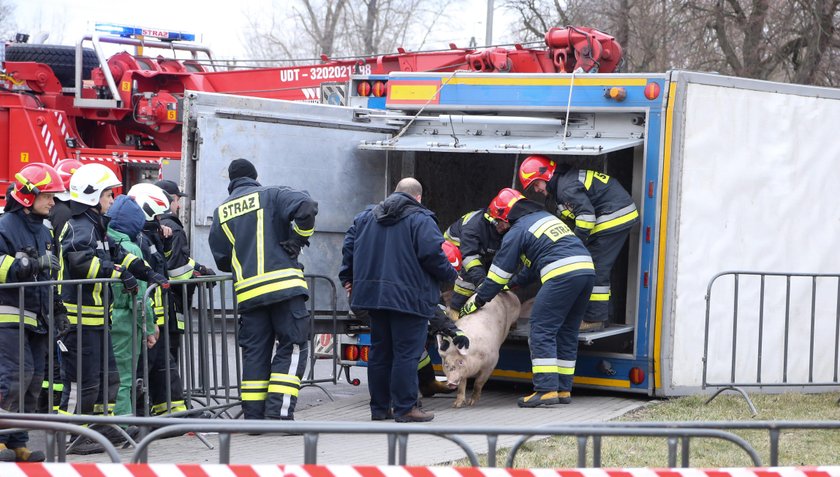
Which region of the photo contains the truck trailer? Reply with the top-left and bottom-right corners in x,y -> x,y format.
181,70 -> 840,397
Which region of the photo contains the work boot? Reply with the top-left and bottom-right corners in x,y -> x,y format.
517,391 -> 560,408
371,410 -> 394,421
13,447 -> 46,463
579,321 -> 605,332
0,444 -> 16,462
66,436 -> 105,455
394,406 -> 434,423
419,379 -> 454,398
557,391 -> 572,404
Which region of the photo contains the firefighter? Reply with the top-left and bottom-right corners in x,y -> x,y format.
460,188 -> 594,407
58,163 -> 168,453
208,158 -> 318,420
519,155 -> 638,331
0,163 -> 66,462
130,182 -> 188,416
443,209 -> 503,315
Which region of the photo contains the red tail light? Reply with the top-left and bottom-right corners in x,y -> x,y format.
360,346 -> 370,362
644,82 -> 661,100
343,345 -> 360,361
356,81 -> 372,97
629,367 -> 645,385
371,81 -> 387,97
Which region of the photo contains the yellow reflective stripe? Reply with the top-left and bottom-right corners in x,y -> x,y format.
487,271 -> 509,285
151,401 -> 187,414
558,366 -> 575,375
462,210 -> 479,224
576,218 -> 595,230
270,373 -> 301,385
66,303 -> 105,326
164,250 -> 172,258
168,259 -> 196,280
241,380 -> 269,388
267,384 -> 300,396
241,391 -> 267,401
120,253 -> 139,269
541,262 -> 595,283
453,284 -> 474,296
42,380 -> 65,391
417,354 -> 431,369
0,255 -> 14,283
87,257 -> 101,279
592,209 -> 639,234
532,365 -> 559,373
583,170 -> 594,190
93,403 -> 115,415
463,258 -> 482,271
0,314 -> 38,327
256,209 -> 265,275
238,279 -> 307,302
292,222 -> 314,238
221,223 -> 243,280
590,293 -> 610,302
443,231 -> 460,247
235,268 -> 304,292
519,254 -> 532,268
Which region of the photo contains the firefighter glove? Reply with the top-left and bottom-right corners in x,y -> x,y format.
196,264 -> 216,276
53,299 -> 70,335
459,296 -> 485,318
280,240 -> 304,260
38,253 -> 60,273
452,330 -> 470,350
148,271 -> 170,290
121,272 -> 139,295
13,256 -> 37,280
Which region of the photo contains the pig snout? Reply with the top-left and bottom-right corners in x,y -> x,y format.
447,382 -> 458,389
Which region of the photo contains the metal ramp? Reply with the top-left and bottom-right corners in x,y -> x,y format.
508,317 -> 634,345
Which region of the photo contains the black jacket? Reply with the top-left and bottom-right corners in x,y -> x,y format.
446,209 -> 502,287
208,177 -> 318,312
547,168 -> 638,243
0,209 -> 55,331
339,192 -> 457,318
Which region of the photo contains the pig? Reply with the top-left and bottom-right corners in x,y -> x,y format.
438,291 -> 521,408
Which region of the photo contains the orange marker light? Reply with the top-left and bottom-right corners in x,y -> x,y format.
371,81 -> 387,97
356,81 -> 371,97
606,87 -> 627,101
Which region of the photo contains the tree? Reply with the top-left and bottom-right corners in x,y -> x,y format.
0,0 -> 16,41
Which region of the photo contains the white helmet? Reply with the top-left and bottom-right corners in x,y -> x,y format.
128,182 -> 170,221
68,163 -> 122,206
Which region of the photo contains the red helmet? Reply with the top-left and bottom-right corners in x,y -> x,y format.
488,188 -> 525,223
442,240 -> 463,271
55,158 -> 83,190
11,163 -> 66,207
519,155 -> 556,190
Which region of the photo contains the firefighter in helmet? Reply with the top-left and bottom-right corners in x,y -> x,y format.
443,209 -> 503,317
460,188 -> 594,407
0,163 -> 66,462
519,155 -> 638,331
209,158 -> 318,420
58,163 -> 168,454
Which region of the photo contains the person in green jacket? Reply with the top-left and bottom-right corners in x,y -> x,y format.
105,195 -> 158,417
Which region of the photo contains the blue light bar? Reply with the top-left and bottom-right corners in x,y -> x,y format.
95,23 -> 196,42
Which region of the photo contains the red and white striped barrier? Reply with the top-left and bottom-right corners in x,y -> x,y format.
1,465 -> 839,477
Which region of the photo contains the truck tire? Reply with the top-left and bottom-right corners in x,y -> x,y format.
4,44 -> 99,87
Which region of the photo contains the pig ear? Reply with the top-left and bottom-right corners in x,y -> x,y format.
457,345 -> 468,357
436,334 -> 450,352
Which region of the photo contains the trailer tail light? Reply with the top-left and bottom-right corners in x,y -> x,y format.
371,81 -> 387,97
360,346 -> 370,362
357,81 -> 372,97
629,367 -> 645,385
644,82 -> 661,100
343,344 -> 360,361
605,87 -> 626,101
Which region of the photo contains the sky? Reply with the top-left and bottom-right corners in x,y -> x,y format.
9,0 -> 520,60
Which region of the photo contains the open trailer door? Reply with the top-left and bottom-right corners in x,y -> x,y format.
181,91 -> 399,314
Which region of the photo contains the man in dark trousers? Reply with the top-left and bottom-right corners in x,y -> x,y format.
519,155 -> 638,331
209,158 -> 318,421
460,188 -> 594,407
339,178 -> 457,422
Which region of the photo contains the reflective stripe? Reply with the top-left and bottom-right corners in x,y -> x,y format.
527,216 -> 555,235
292,221 -> 314,238
575,215 -> 596,230
488,264 -> 512,281
42,380 -> 65,391
167,259 -> 196,281
593,205 -> 639,234
519,254 -> 532,268
241,391 -> 267,401
591,285 -> 611,302
86,257 -> 101,279
270,373 -> 301,385
241,380 -> 268,401
268,373 -> 301,397
532,364 -> 558,374
256,209 -> 265,275
267,384 -> 299,396
558,358 -> 576,375
453,284 -> 475,296
120,253 -> 139,269
0,255 -> 14,282
151,400 -> 187,415
0,306 -> 38,327
93,403 -> 115,415
237,279 -> 308,302
579,170 -> 589,188
462,211 -> 480,224
540,256 -> 594,283
443,231 -> 460,247
417,354 -> 431,369
66,303 -> 105,326
221,223 -> 243,280
463,255 -> 482,271
241,380 -> 269,388
235,268 -> 305,292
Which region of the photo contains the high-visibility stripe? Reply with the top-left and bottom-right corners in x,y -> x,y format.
241,391 -> 267,401
527,216 -> 555,234
463,255 -> 482,271
462,211 -> 480,224
256,209 -> 265,275
583,170 -> 594,189
575,214 -> 596,230
557,359 -> 575,375
453,284 -> 474,296
488,264 -> 512,285
0,255 -> 14,283
93,403 -> 115,415
270,373 -> 301,385
267,384 -> 299,396
292,221 -> 314,238
590,286 -> 611,302
86,257 -> 101,279
120,253 -> 139,269
234,268 -> 304,292
0,305 -> 38,327
558,366 -> 575,375
241,380 -> 269,388
221,223 -> 243,280
417,354 -> 431,370
593,206 -> 639,234
167,259 -> 195,280
540,256 -> 594,283
443,230 -> 460,246
151,400 -> 187,415
532,365 -> 558,374
237,279 -> 307,302
42,380 -> 65,391
66,303 -> 105,326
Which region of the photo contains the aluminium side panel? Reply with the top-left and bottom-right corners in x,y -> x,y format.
660,72 -> 840,395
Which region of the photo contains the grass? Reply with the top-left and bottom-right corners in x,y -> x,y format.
449,392 -> 840,468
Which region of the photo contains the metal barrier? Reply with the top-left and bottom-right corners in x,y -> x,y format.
703,271 -> 840,414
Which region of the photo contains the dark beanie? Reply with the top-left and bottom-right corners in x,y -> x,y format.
228,158 -> 258,180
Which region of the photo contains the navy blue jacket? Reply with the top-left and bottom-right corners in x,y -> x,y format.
475,201 -> 594,304
339,192 -> 457,319
0,209 -> 54,331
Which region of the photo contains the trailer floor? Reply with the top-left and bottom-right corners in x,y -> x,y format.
66,386 -> 651,465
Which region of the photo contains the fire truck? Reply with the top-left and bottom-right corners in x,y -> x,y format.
0,24 -> 621,202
